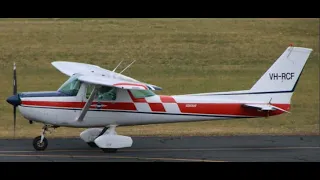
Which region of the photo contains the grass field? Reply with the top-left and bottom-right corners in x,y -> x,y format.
0,18 -> 318,138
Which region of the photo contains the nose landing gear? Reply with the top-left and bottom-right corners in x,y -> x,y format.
33,136 -> 48,151
32,124 -> 59,151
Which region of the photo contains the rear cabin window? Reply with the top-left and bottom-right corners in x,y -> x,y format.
129,89 -> 155,98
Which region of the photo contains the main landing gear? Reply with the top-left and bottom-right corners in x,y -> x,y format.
86,127 -> 109,148
80,125 -> 133,153
33,125 -> 59,151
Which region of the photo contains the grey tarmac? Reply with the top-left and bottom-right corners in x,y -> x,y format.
0,135 -> 319,162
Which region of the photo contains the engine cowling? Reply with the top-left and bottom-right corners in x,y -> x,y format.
80,128 -> 103,143
94,134 -> 133,149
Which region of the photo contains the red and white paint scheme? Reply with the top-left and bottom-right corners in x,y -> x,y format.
6,46 -> 313,152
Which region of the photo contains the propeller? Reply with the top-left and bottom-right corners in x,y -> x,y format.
7,63 -> 32,138
6,62 -> 19,138
7,63 -> 21,137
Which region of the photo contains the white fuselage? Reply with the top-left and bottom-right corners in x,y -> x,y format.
18,83 -> 290,128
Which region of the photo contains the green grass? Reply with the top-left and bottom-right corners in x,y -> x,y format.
0,18 -> 318,138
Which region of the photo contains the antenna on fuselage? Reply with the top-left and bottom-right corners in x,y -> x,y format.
119,60 -> 136,74
112,60 -> 123,72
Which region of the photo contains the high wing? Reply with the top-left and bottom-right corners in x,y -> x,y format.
242,104 -> 290,113
78,75 -> 149,90
51,61 -> 162,91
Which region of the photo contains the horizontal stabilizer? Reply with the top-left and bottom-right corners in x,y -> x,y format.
242,104 -> 290,113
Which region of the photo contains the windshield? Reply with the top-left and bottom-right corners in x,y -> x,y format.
129,89 -> 155,98
58,74 -> 81,96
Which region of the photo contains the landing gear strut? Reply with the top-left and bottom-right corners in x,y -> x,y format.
86,127 -> 109,148
32,125 -> 58,151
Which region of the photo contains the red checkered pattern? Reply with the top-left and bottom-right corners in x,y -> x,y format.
127,90 -> 181,113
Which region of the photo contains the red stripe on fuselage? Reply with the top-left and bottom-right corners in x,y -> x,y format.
22,101 -> 84,108
177,103 -> 290,117
160,95 -> 176,103
149,103 -> 166,112
96,102 -> 137,111
22,101 -> 137,111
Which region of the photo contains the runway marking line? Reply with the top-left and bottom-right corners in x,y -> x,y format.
119,146 -> 320,152
1,146 -> 318,162
0,146 -> 319,154
0,153 -> 225,162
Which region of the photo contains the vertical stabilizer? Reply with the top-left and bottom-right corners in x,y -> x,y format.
250,46 -> 312,93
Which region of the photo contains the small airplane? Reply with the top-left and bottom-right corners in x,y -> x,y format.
6,45 -> 312,153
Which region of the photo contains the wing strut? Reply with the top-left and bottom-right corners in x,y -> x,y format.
112,60 -> 123,72
76,85 -> 99,121
119,60 -> 136,74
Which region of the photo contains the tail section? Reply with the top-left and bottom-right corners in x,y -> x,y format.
250,46 -> 313,92
184,46 -> 313,107
237,46 -> 312,115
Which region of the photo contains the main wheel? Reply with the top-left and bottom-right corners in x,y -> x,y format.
87,142 -> 98,148
33,136 -> 48,151
101,148 -> 118,153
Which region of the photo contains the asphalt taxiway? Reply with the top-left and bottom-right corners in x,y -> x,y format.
0,136 -> 319,162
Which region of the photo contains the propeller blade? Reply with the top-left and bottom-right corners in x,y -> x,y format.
14,106 -> 16,138
13,62 -> 17,95
13,62 -> 17,138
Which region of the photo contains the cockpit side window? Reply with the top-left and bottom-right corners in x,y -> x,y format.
58,74 -> 81,96
97,86 -> 117,101
86,84 -> 117,101
86,84 -> 94,99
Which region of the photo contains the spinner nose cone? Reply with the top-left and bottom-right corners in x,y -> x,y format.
6,94 -> 21,106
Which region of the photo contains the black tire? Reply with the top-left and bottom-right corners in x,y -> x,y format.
87,142 -> 98,148
33,136 -> 48,151
101,148 -> 118,153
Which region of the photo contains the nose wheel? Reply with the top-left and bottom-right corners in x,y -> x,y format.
33,136 -> 48,151
32,124 -> 58,151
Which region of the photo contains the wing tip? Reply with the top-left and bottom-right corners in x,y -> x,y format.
147,84 -> 162,91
